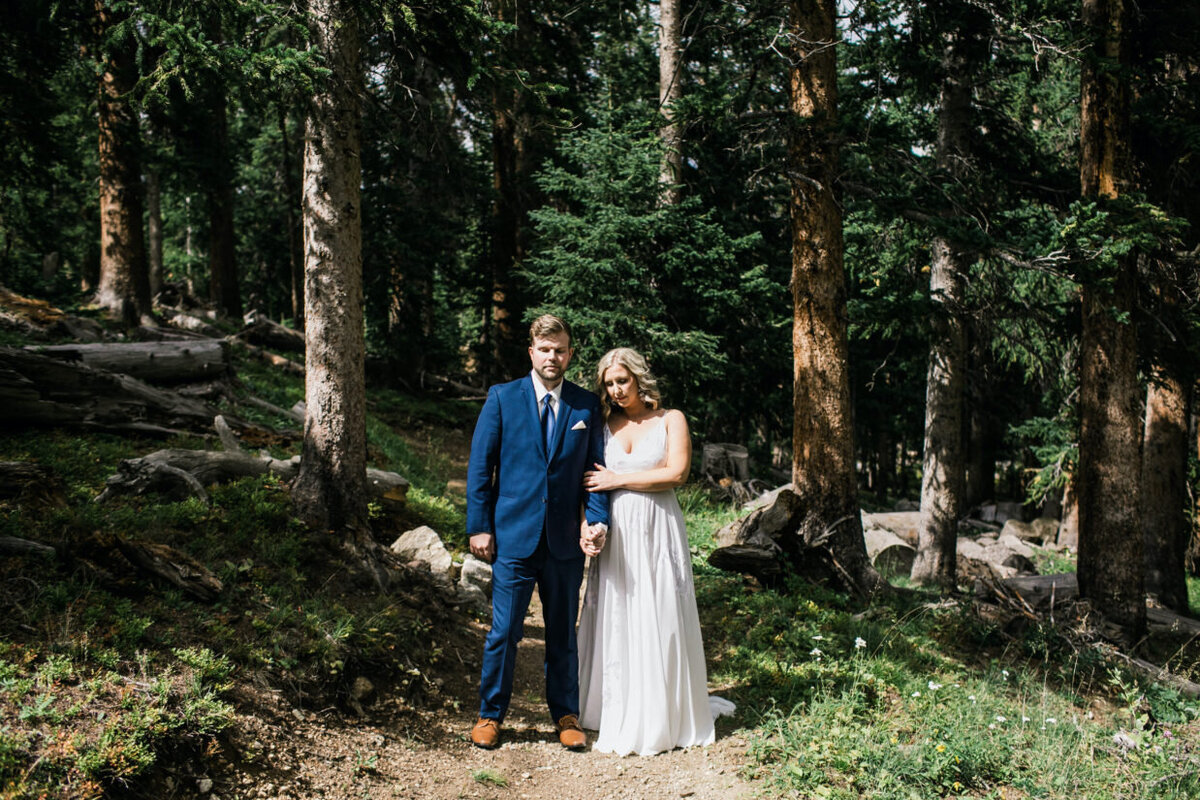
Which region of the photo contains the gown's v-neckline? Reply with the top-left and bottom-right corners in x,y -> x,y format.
608,415 -> 665,455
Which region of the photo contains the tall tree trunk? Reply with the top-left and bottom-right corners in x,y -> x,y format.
487,0 -> 535,382
1076,0 -> 1144,641
202,14 -> 241,321
94,0 -> 151,326
787,0 -> 883,597
912,5 -> 984,588
146,171 -> 164,297
658,0 -> 684,204
280,107 -> 305,330
294,0 -> 370,550
1140,366 -> 1191,612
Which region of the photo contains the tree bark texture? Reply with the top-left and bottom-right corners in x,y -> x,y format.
201,13 -> 242,321
94,0 -> 152,325
1140,369 -> 1191,612
787,0 -> 883,597
146,171 -> 164,297
1077,0 -> 1144,641
912,8 -> 984,588
294,0 -> 369,534
657,0 -> 684,204
488,0 -> 537,381
280,108 -> 305,330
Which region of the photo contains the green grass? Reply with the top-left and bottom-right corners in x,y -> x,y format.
693,558 -> 1200,800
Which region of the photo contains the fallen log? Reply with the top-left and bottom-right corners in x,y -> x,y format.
0,461 -> 67,507
95,448 -> 410,510
227,336 -> 305,375
0,346 -> 247,435
863,526 -> 915,577
24,340 -> 231,385
0,535 -> 57,557
236,315 -> 305,353
111,538 -> 223,602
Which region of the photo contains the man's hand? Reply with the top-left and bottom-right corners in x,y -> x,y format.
579,522 -> 607,557
469,532 -> 496,563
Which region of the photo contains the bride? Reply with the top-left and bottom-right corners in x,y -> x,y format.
576,347 -> 731,756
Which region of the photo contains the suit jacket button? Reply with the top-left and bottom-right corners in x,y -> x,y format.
542,497 -> 547,504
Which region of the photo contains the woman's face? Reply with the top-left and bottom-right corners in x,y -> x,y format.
602,364 -> 639,408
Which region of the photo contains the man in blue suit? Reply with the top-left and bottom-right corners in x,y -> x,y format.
467,314 -> 609,750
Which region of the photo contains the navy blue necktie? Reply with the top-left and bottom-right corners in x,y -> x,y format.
541,394 -> 555,453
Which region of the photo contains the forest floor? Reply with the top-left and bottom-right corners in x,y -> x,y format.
135,411 -> 762,800
190,591 -> 760,800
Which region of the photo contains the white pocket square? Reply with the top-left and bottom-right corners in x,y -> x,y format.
571,420 -> 587,430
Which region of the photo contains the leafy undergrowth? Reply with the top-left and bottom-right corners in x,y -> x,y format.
0,355 -> 478,798
687,521 -> 1200,799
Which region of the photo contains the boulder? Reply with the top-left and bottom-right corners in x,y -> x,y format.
459,553 -> 493,598
862,511 -> 921,546
390,526 -> 453,578
1000,519 -> 1041,543
996,532 -> 1035,559
1031,517 -> 1059,544
893,498 -> 919,512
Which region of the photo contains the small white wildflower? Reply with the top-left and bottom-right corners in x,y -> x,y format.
1022,716 -> 1031,723
911,691 -> 921,698
1001,669 -> 1009,680
928,681 -> 943,691
854,637 -> 867,649
810,648 -> 823,657
812,635 -> 824,641
1045,718 -> 1057,725
988,723 -> 996,730
968,695 -> 976,703
995,715 -> 1006,723
1086,711 -> 1094,720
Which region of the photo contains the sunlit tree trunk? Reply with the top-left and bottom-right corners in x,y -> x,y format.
1076,0 -> 1144,641
912,5 -> 985,588
1140,366 -> 1190,612
658,0 -> 683,204
787,0 -> 883,597
294,0 -> 373,571
94,0 -> 151,326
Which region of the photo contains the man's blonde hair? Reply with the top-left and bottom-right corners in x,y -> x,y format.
594,347 -> 661,418
529,314 -> 572,345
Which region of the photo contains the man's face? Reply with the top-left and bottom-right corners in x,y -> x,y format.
529,332 -> 573,388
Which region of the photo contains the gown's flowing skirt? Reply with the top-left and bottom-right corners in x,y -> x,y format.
577,483 -> 715,756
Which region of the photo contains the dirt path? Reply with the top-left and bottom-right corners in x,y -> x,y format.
201,588 -> 760,800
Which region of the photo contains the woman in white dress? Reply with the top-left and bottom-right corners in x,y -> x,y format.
576,347 -> 729,756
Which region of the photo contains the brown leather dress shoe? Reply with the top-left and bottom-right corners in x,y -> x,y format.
556,714 -> 587,750
471,717 -> 501,749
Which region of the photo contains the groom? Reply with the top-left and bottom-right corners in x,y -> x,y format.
466,314 -> 609,750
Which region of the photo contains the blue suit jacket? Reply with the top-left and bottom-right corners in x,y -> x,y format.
466,375 -> 610,561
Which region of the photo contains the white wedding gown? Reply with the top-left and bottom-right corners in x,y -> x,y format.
577,418 -> 727,756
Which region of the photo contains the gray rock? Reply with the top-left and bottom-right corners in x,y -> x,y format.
996,532 -> 1035,559
459,553 -> 493,597
1001,519 -> 1037,542
390,526 -> 452,577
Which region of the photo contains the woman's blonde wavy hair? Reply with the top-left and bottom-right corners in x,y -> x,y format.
595,347 -> 661,419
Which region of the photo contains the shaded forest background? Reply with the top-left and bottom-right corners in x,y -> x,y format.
2,1 -> 1199,622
